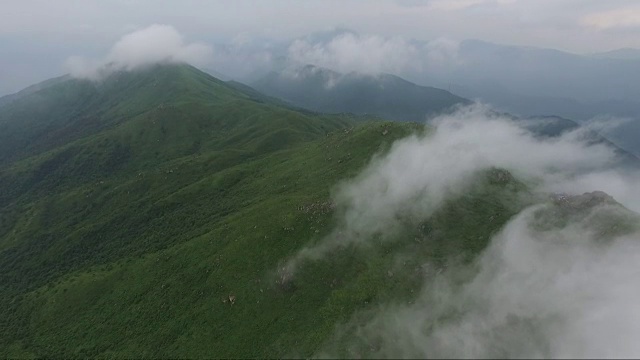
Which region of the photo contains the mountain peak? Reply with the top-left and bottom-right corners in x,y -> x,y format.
0,63 -> 262,166
252,65 -> 468,122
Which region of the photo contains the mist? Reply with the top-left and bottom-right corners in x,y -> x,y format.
287,32 -> 422,75
65,24 -> 213,80
320,203 -> 640,358
279,105 -> 640,358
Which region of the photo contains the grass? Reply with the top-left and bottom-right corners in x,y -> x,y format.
0,118 -> 528,357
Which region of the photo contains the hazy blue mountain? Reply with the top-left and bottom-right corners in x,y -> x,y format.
251,65 -> 469,122
591,48 -> 640,60
436,39 -> 640,104
414,39 -> 640,156
515,115 -> 640,167
419,39 -> 640,119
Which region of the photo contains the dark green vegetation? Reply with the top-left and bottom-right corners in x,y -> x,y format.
251,64 -> 469,123
0,64 -> 637,358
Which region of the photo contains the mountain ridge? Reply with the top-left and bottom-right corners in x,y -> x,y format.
251,64 -> 469,123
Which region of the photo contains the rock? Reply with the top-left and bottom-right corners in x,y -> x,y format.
277,268 -> 296,293
551,191 -> 616,210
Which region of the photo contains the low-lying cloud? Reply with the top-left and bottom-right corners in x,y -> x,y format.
280,104 -> 640,358
283,31 -> 466,79
287,32 -> 422,75
322,203 -> 640,358
285,104 -> 629,268
65,24 -> 213,80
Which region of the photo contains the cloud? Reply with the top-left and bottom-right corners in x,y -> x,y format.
205,39 -> 283,81
280,30 -> 466,82
203,29 -> 457,83
65,24 -> 213,79
582,6 -> 640,30
322,203 -> 640,358
287,32 -> 421,75
284,104 -> 626,269
279,104 -> 640,357
423,37 -> 462,70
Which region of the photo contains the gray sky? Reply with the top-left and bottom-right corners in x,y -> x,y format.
1,0 -> 640,95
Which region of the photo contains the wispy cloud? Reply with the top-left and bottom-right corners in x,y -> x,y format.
321,202 -> 640,358
287,32 -> 421,75
65,24 -> 213,79
278,104 -> 640,357
283,104 -> 636,271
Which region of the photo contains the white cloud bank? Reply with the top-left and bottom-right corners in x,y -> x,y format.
324,203 -> 640,358
278,31 -> 462,89
65,24 -> 213,79
286,105 -> 634,267
281,104 -> 640,358
287,32 -> 423,75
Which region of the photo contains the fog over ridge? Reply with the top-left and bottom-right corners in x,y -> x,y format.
276,104 -> 640,358
65,24 -> 213,80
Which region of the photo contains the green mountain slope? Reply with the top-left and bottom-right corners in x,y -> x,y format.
251,65 -> 469,122
0,64 -> 350,167
0,64 -> 406,356
0,75 -> 71,109
1,64 -> 637,358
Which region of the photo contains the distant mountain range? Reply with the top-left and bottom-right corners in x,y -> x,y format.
515,115 -> 640,168
251,65 -> 469,122
407,39 -> 640,156
424,39 -> 640,106
247,63 -> 640,159
202,34 -> 640,157
591,48 -> 640,60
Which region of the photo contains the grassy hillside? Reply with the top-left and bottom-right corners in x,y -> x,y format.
0,64 -> 343,166
1,64 -> 636,358
0,122 -> 527,357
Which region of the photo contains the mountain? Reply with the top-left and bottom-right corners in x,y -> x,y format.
591,48 -> 640,60
0,64 -> 355,167
514,115 -> 640,168
0,75 -> 70,108
416,39 -> 640,156
1,64 -> 638,358
422,39 -> 640,110
251,65 -> 469,122
0,63 -> 379,356
434,39 -> 640,105
0,63 -> 454,357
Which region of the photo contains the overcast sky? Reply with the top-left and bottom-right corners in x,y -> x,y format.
1,0 -> 640,95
